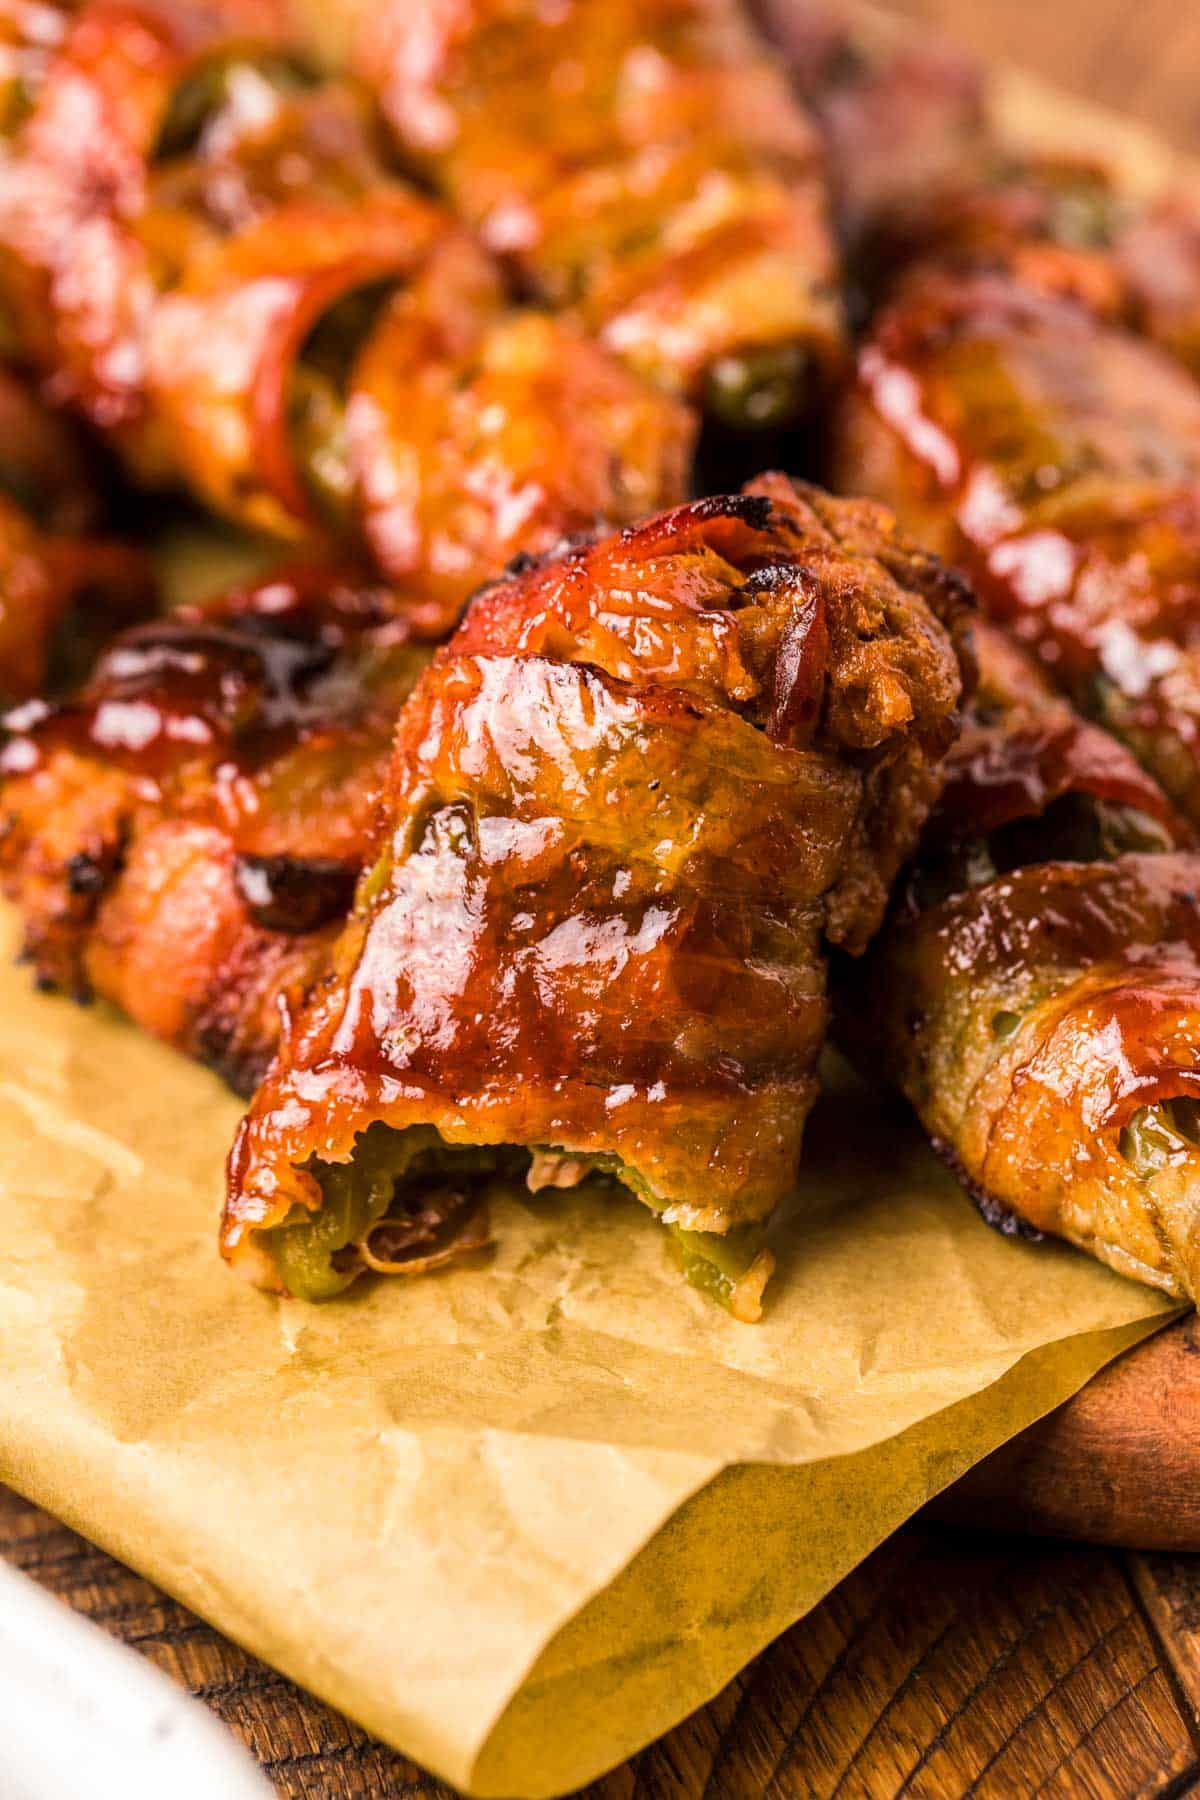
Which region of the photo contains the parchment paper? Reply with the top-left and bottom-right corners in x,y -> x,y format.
0,905 -> 1175,1795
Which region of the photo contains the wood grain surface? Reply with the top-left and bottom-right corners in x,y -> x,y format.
4,5 -> 1200,1798
933,1315 -> 1200,1551
7,1476 -> 1200,1799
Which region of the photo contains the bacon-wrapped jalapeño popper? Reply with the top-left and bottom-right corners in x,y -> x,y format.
220,476 -> 970,1316
840,620 -> 1200,1300
317,0 -> 845,436
0,0 -> 693,626
761,1 -> 1200,370
835,263 -> 1200,826
0,364 -> 155,700
756,2 -> 992,272
857,154 -> 1200,373
0,567 -> 432,1093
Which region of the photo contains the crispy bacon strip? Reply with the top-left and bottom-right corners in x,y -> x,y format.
761,1 -> 1200,370
858,154 -> 1200,370
847,854 -> 1200,1298
0,0 -> 286,475
1116,198 -> 1200,380
320,0 -> 844,433
0,567 -> 431,1091
841,625 -> 1200,1296
220,477 -> 969,1309
757,2 -> 992,266
835,264 -> 1200,825
0,0 -> 693,620
0,365 -> 154,700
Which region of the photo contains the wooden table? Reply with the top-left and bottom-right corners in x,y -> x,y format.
5,6 -> 1200,1797
6,1465 -> 1200,1799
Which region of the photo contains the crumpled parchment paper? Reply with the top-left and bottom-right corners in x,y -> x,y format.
0,908 -> 1174,1795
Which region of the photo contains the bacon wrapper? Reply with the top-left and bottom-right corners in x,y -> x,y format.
837,265 -> 1200,824
147,189 -> 468,536
349,301 -> 697,627
0,0 -> 285,472
221,477 -> 969,1304
846,854 -> 1200,1299
0,365 -> 156,699
0,0 -> 694,602
840,616 -> 1200,1298
349,0 -> 844,425
0,568 -> 432,1090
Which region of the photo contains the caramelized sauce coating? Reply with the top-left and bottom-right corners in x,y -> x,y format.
0,0 -> 287,475
347,303 -> 694,624
0,567 -> 431,1090
0,0 -> 694,605
840,620 -> 1200,1296
0,365 -> 156,701
221,478 -> 969,1301
760,4 -> 992,264
837,266 -> 1200,824
346,0 -> 844,425
932,622 -> 1187,850
765,3 -> 1200,370
846,854 -> 1200,1298
859,154 -> 1200,371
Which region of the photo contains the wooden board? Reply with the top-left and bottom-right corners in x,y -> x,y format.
934,1314 -> 1200,1551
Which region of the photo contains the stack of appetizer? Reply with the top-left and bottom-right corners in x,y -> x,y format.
1,0 -> 1199,1317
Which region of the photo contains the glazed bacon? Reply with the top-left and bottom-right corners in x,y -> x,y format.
0,0 -> 693,623
334,0 -> 845,432
752,2 -> 1200,1303
0,568 -> 431,1092
900,619 -> 1187,883
841,623 -> 1200,1297
836,264 -> 1200,825
860,155 -> 1200,370
0,0 -> 286,475
1114,197 -> 1200,381
0,365 -> 154,700
761,1 -> 1200,369
757,1 -> 992,266
848,852 -> 1200,1299
220,477 -> 969,1314
807,14 -> 1200,834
